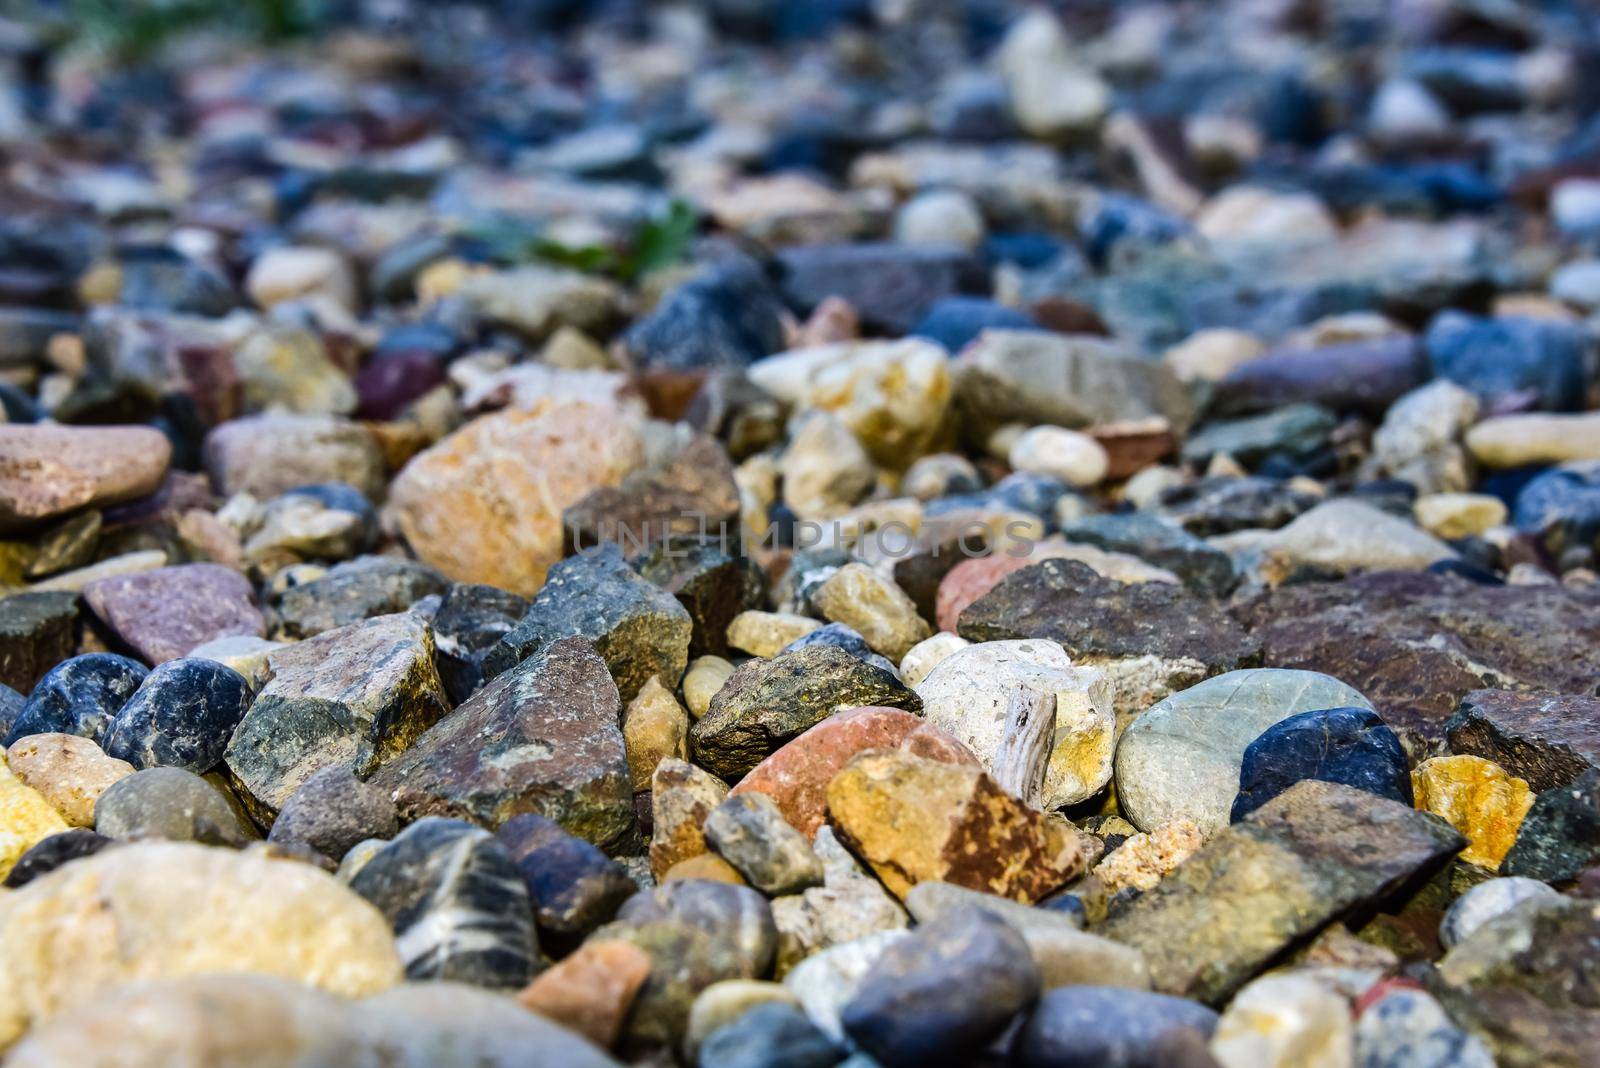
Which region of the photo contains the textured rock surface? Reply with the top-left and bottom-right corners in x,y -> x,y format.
1231,706 -> 1412,821
0,751 -> 70,880
810,563 -> 931,663
5,653 -> 148,748
1411,755 -> 1534,870
0,592 -> 79,694
517,938 -> 651,1050
1013,987 -> 1219,1068
705,791 -> 823,895
268,764 -> 399,863
373,636 -> 632,850
0,424 -> 170,533
82,564 -> 264,664
1446,690 -> 1600,793
496,812 -> 635,941
650,757 -> 728,878
3,733 -> 132,826
101,657 -> 252,774
1501,768 -> 1600,883
271,557 -> 448,640
1102,781 -> 1463,1005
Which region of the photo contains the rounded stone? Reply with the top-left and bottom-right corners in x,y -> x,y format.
100,657 -> 253,774
3,733 -> 133,827
5,654 -> 149,748
1009,426 -> 1111,488
94,766 -> 255,847
701,1002 -> 842,1068
685,980 -> 802,1060
1209,973 -> 1353,1068
1013,986 -> 1218,1068
684,655 -> 736,719
1,828 -> 113,889
1231,706 -> 1412,822
1439,877 -> 1561,949
268,764 -> 399,863
893,189 -> 986,251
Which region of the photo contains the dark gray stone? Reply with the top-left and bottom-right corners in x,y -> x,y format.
634,536 -> 766,660
267,764 -> 399,863
101,657 -> 252,774
273,556 -> 450,640
1446,690 -> 1600,794
700,1003 -> 843,1068
1500,769 -> 1600,884
1154,476 -> 1320,536
94,767 -> 255,847
1013,987 -> 1218,1068
1179,404 -> 1337,468
778,622 -> 897,676
1060,513 -> 1235,596
6,653 -> 148,747
495,812 -> 637,943
0,592 -> 79,694
431,583 -> 530,705
2,829 -> 114,889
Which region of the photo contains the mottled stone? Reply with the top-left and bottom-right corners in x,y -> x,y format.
484,543 -> 690,704
6,653 -> 148,748
898,632 -> 968,688
81,563 -> 264,665
386,402 -> 645,596
1232,706 -> 1412,821
495,812 -> 636,941
101,657 -> 252,774
1094,820 -> 1204,895
350,817 -> 539,989
770,825 -> 911,975
94,766 -> 254,846
1,828 -> 112,889
1354,986 -> 1494,1068
727,611 -> 824,658
690,646 -> 921,780
1013,987 -> 1219,1068
373,636 -> 632,850
1210,973 -> 1353,1068
730,706 -> 975,841
915,638 -> 1114,809
564,434 -> 741,553
268,765 -> 399,864
1501,768 -> 1600,883
778,410 -> 876,521
634,538 -> 766,660
1440,878 -> 1561,949
427,582 -> 530,703
0,842 -> 403,1046
827,748 -> 1086,902
841,907 -> 1038,1068
1098,781 -> 1464,1004
1265,500 -> 1456,574
1412,755 -> 1534,869
1180,404 -> 1337,469
651,757 -> 728,878
4,733 -> 132,826
1446,690 -> 1600,794
686,982 -> 806,1063
0,592 -> 78,694
706,792 -> 823,896
1061,512 -> 1234,596
0,424 -> 170,533
203,413 -> 385,501
1155,476 -> 1320,536
273,557 -> 448,640
0,751 -> 70,880
783,930 -> 908,1044
808,564 -> 930,664
517,938 -> 651,1050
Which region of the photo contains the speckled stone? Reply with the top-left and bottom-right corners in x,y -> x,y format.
651,757 -> 729,878
0,592 -> 79,693
83,563 -> 265,664
634,537 -> 766,659
429,582 -> 530,704
1501,768 -> 1600,883
3,733 -> 132,826
102,657 -> 252,774
374,636 -> 633,850
267,764 -> 399,864
1231,706 -> 1412,821
271,556 -> 448,640
350,817 -> 540,989
0,424 -> 171,533
705,792 -> 824,896
1446,690 -> 1600,794
5,653 -> 148,747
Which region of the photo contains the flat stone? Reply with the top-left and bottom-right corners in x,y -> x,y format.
0,592 -> 78,693
1116,668 -> 1376,833
349,817 -> 539,989
915,638 -> 1114,808
5,653 -> 148,748
372,636 -> 632,851
1097,781 -> 1465,1005
0,841 -> 402,1045
1501,768 -> 1600,883
0,424 -> 170,533
0,751 -> 70,881
706,792 -> 823,896
267,764 -> 399,864
1264,499 -> 1456,573
1414,493 -> 1507,540
1232,706 -> 1412,821
1,828 -> 112,889
1179,404 -> 1337,468
730,706 -> 975,841
779,622 -> 899,677
634,537 -> 765,659
82,563 -> 264,664
1231,571 -> 1600,755
484,542 -> 691,703
3,733 -> 132,826
727,611 -> 824,658
94,766 -> 255,846
1061,512 -> 1235,596
1012,987 -> 1219,1068
272,557 -> 448,640
517,938 -> 652,1051
1466,411 -> 1600,468
224,613 -> 450,822
690,646 -> 921,781
203,413 -> 385,500
386,402 -> 644,596
495,812 -> 636,941
1154,476 -> 1320,536
827,748 -> 1086,902
840,907 -> 1038,1068
1446,690 -> 1600,793
101,657 -> 253,774
775,244 -> 984,336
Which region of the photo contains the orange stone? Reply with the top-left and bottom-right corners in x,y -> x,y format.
517,939 -> 652,1050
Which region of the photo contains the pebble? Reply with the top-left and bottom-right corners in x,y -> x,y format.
685,981 -> 803,1060
101,657 -> 252,774
778,411 -> 876,521
495,811 -> 635,942
1354,985 -> 1495,1068
0,424 -> 170,532
897,632 -> 968,688
93,766 -> 254,846
271,556 -> 448,640
1094,819 -> 1205,894
624,675 -> 689,792
1013,987 -> 1219,1068
0,749 -> 70,880
203,414 -> 385,501
1411,755 -> 1535,869
1500,768 -> 1600,882
5,653 -> 148,748
1372,380 -> 1481,494
727,611 -> 824,658
1413,493 -> 1507,540
1265,499 -> 1457,574
1439,877 -> 1561,949
706,792 -> 823,896
1465,411 -> 1600,468
684,654 -> 736,718
3,733 -> 131,826
809,563 -> 931,663
2,828 -> 112,889
1210,973 -> 1354,1068
267,764 -> 399,865
1231,706 -> 1412,822
1008,425 -> 1110,488
701,1002 -> 842,1068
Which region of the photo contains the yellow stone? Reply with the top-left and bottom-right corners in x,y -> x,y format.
623,677 -> 688,792
662,854 -> 747,886
650,758 -> 728,879
1413,493 -> 1508,540
811,562 -> 932,662
1093,819 -> 1205,894
682,656 -> 735,720
1411,755 -> 1534,869
0,750 -> 70,881
0,841 -> 403,1046
725,611 -> 821,658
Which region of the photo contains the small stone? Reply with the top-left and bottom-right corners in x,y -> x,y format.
385,402 -> 645,596
1501,768 -> 1600,883
204,414 -> 385,500
624,676 -> 689,792
0,841 -> 403,1045
349,817 -> 539,989
267,765 -> 399,864
1098,781 -> 1465,1004
1060,512 -> 1234,596
1231,706 -> 1412,822
225,613 -> 449,822
0,750 -> 70,880
730,705 -> 975,840
373,636 -> 632,850
245,245 -> 359,314
1164,329 -> 1267,384
94,766 -> 254,846
0,424 -> 170,532
727,611 -> 824,658
564,434 -> 741,555
840,907 -> 1039,1068
233,327 -> 356,415
1115,668 -> 1376,834
665,853 -> 747,885
1,828 -> 112,889
3,733 -> 132,826
1440,877 -> 1561,949
429,582 -> 530,704
1446,690 -> 1600,793
1427,311 -> 1588,413
1266,499 -> 1456,573
485,543 -> 692,704
778,411 -> 875,521
651,757 -> 729,878
83,562 -> 264,661
101,657 -> 252,774
1353,986 -> 1495,1068
898,632 -> 968,688
783,931 -> 909,1044
272,557 -> 448,640
495,812 -> 636,942
826,748 -> 1086,902
894,189 -> 985,250
684,655 -> 736,718
706,792 -> 824,896
691,646 -> 921,780
686,980 -> 803,1061
517,939 -> 652,1051
1094,819 -> 1204,894
770,825 -> 911,975
999,9 -> 1111,138
1209,973 -> 1353,1068
634,538 -> 765,660
0,592 -> 79,693
810,563 -> 931,662
1372,380 -> 1480,494
1179,404 -> 1337,470
1009,425 -> 1111,488
1414,493 -> 1507,540
5,653 -> 148,747
24,510 -> 100,580
700,1001 -> 841,1068
458,264 -> 621,340
1012,987 -> 1219,1068
1155,476 -> 1319,537
1411,755 -> 1534,869
779,622 -> 899,677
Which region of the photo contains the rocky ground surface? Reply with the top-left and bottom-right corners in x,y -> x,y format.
2,0 -> 1600,1065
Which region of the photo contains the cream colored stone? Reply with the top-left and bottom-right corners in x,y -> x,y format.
999,10 -> 1110,138
246,246 -> 359,315
1008,426 -> 1110,488
1414,493 -> 1508,540
1162,329 -> 1266,384
1093,819 -> 1204,893
4,734 -> 133,828
810,563 -> 931,663
726,612 -> 823,659
1465,412 -> 1600,468
685,981 -> 800,1059
899,633 -> 970,688
623,677 -> 689,792
682,655 -> 735,720
778,411 -> 875,521
1266,499 -> 1455,573
1211,974 -> 1354,1068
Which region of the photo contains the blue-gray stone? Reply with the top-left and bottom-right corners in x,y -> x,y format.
1231,706 -> 1412,821
1427,312 -> 1589,412
699,1003 -> 843,1068
6,653 -> 148,747
101,657 -> 252,774
1012,987 -> 1218,1068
